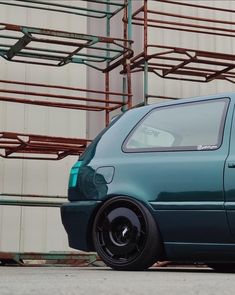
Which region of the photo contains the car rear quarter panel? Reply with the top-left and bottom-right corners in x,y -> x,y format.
88,96 -> 234,246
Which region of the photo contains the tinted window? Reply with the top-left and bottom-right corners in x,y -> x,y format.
124,98 -> 229,152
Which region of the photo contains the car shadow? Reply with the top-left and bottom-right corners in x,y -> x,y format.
82,266 -> 217,273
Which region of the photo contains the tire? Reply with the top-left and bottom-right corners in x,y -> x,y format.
208,263 -> 235,273
92,196 -> 163,271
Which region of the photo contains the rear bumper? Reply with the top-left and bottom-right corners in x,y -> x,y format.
60,200 -> 101,251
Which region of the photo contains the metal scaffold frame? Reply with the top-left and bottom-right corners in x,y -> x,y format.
0,193 -> 66,207
129,0 -> 235,105
0,0 -> 126,19
0,251 -> 99,266
0,22 -> 133,70
0,131 -> 91,160
0,0 -> 133,159
131,45 -> 235,83
0,79 -> 130,112
0,0 -> 133,265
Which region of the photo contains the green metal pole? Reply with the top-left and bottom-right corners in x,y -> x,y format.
127,0 -> 132,109
105,0 -> 111,125
144,61 -> 148,105
122,76 -> 127,112
128,0 -> 132,41
144,0 -> 148,105
122,0 -> 128,112
122,0 -> 132,111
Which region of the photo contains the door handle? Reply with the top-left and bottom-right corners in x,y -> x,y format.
228,162 -> 235,168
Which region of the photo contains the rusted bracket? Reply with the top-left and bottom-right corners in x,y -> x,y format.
0,131 -> 91,160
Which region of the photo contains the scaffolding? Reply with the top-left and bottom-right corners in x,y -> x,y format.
129,0 -> 235,104
0,0 -> 132,265
131,45 -> 235,83
0,22 -> 132,70
0,0 -> 133,159
0,251 -> 99,266
0,131 -> 91,160
0,0 -> 126,19
0,78 -> 130,110
2,0 -> 235,266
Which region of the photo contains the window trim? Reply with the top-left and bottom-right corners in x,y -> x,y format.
122,97 -> 230,153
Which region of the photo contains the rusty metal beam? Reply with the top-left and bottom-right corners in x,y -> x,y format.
0,251 -> 99,266
0,193 -> 67,199
0,0 -> 126,19
130,45 -> 235,83
162,56 -> 196,77
131,0 -> 235,38
0,79 -> 129,112
146,9 -> 235,27
0,194 -> 67,208
132,19 -> 235,39
157,0 -> 235,14
147,95 -> 179,101
206,66 -> 235,82
0,132 -> 91,160
6,34 -> 31,60
0,96 -> 120,112
0,199 -> 63,207
0,22 -> 133,70
0,79 -> 129,97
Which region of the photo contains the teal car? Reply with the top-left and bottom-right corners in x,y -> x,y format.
61,93 -> 235,271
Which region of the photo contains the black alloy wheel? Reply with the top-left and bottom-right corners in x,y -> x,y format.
92,197 -> 163,271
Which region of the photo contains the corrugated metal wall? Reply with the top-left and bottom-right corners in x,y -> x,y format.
0,0 -> 234,252
0,1 -> 87,252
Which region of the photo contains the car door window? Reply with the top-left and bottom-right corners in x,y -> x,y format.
124,98 -> 229,152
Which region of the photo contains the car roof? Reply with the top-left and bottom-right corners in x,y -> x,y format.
135,91 -> 235,113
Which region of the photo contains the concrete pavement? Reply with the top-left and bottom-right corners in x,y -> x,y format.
0,266 -> 234,295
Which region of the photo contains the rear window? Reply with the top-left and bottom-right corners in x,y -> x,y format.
123,98 -> 229,152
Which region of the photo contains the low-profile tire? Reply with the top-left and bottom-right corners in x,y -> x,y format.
208,263 -> 235,273
92,196 -> 163,271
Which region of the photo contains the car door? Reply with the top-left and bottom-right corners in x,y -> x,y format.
123,97 -> 232,245
224,104 -> 235,240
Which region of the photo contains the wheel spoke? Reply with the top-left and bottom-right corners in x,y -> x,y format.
140,229 -> 146,235
97,225 -> 103,232
136,244 -> 141,253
